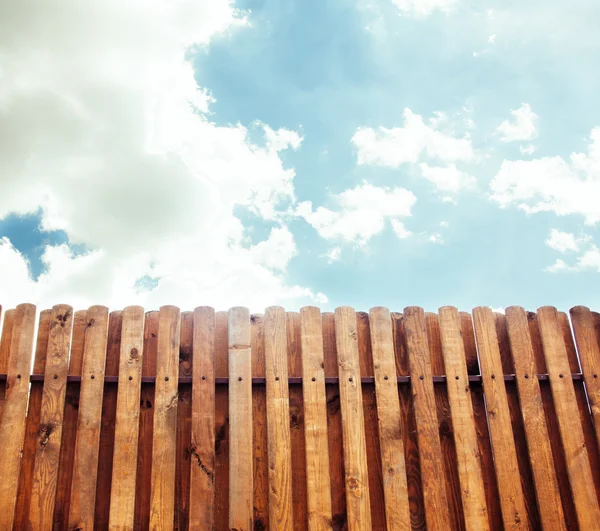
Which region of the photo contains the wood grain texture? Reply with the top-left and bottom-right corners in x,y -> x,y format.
149,305 -> 181,530
334,307 -> 372,530
109,305 -> 146,530
403,306 -> 451,531
537,306 -> 600,530
438,306 -> 489,531
29,305 -> 73,530
300,306 -> 333,531
0,303 -> 36,529
265,307 -> 294,530
369,307 -> 410,530
0,308 -> 14,420
189,307 -> 216,530
228,306 -> 253,531
472,307 -> 528,530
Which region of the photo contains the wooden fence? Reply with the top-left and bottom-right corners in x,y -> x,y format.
0,303 -> 599,530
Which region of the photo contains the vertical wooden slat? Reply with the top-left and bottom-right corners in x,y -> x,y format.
472,307 -> 528,530
265,307 -> 294,529
0,308 -> 15,419
537,306 -> 600,529
504,306 -> 567,530
134,310 -> 159,530
334,306 -> 371,529
403,306 -> 451,531
108,305 -> 145,529
189,307 -> 216,530
438,306 -> 489,531
229,306 -> 253,531
369,307 -> 410,530
29,304 -> 73,530
149,305 -> 181,529
0,303 -> 36,529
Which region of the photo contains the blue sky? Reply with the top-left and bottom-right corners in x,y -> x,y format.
1,0 -> 599,312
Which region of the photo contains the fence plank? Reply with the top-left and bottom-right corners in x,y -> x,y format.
369,307 -> 410,530
0,303 -> 36,529
108,305 -> 145,529
537,306 -> 600,530
229,307 -> 253,531
472,307 -> 528,530
403,306 -> 451,531
438,306 -> 489,531
0,308 -> 15,419
334,306 -> 371,529
265,307 -> 294,529
189,307 -> 216,530
28,305 -> 73,529
149,305 -> 181,529
214,311 -> 229,529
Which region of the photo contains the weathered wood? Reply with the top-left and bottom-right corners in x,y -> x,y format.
438,306 -> 489,531
472,306 -> 528,530
0,308 -> 14,420
0,303 -> 36,529
108,305 -> 145,529
537,306 -> 600,530
505,307 -> 567,530
189,307 -> 216,530
29,305 -> 73,530
300,306 -> 333,531
149,305 -> 181,530
228,307 -> 253,531
334,307 -> 371,529
265,307 -> 294,529
403,306 -> 451,531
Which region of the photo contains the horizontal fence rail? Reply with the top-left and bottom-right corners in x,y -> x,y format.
0,303 -> 598,530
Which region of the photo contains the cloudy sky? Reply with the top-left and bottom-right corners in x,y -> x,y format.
1,0 -> 599,312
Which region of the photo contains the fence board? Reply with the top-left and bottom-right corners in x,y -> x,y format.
537,306 -> 600,530
334,306 -> 371,529
0,308 -> 14,420
214,311 -> 229,529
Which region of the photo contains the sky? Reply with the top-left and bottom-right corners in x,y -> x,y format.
0,0 -> 599,313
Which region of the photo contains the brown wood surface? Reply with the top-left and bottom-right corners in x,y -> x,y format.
403,306 -> 451,531
0,303 -> 36,529
438,306 -> 489,531
149,305 -> 181,530
109,305 -> 145,529
228,306 -> 253,531
472,307 -> 528,530
334,307 -> 372,530
28,305 -> 73,530
189,307 -> 216,530
369,307 -> 410,530
300,306 -> 333,531
0,308 -> 15,420
537,306 -> 600,530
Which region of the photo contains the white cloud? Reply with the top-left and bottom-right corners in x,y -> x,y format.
490,127 -> 600,225
545,229 -> 590,254
322,247 -> 342,264
390,219 -> 412,239
546,247 -> 600,274
440,221 -> 449,227
419,163 -> 476,193
352,108 -> 473,167
296,182 -> 416,245
0,1 -> 324,311
429,233 -> 444,244
488,34 -> 496,44
392,0 -> 458,17
496,103 -> 539,142
520,144 -> 537,155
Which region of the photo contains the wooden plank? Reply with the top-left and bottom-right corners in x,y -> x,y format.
0,308 -> 15,422
472,306 -> 528,530
537,306 -> 600,529
14,309 -> 52,530
403,306 -> 450,531
300,306 -> 333,531
108,305 -> 145,529
134,310 -> 159,531
570,306 -> 600,445
28,305 -> 73,529
52,309 -> 87,530
228,306 -> 253,531
369,307 -> 410,530
504,306 -> 567,530
0,303 -> 36,529
149,305 -> 181,529
189,307 -> 216,530
265,307 -> 294,529
334,306 -> 371,529
438,306 -> 489,531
